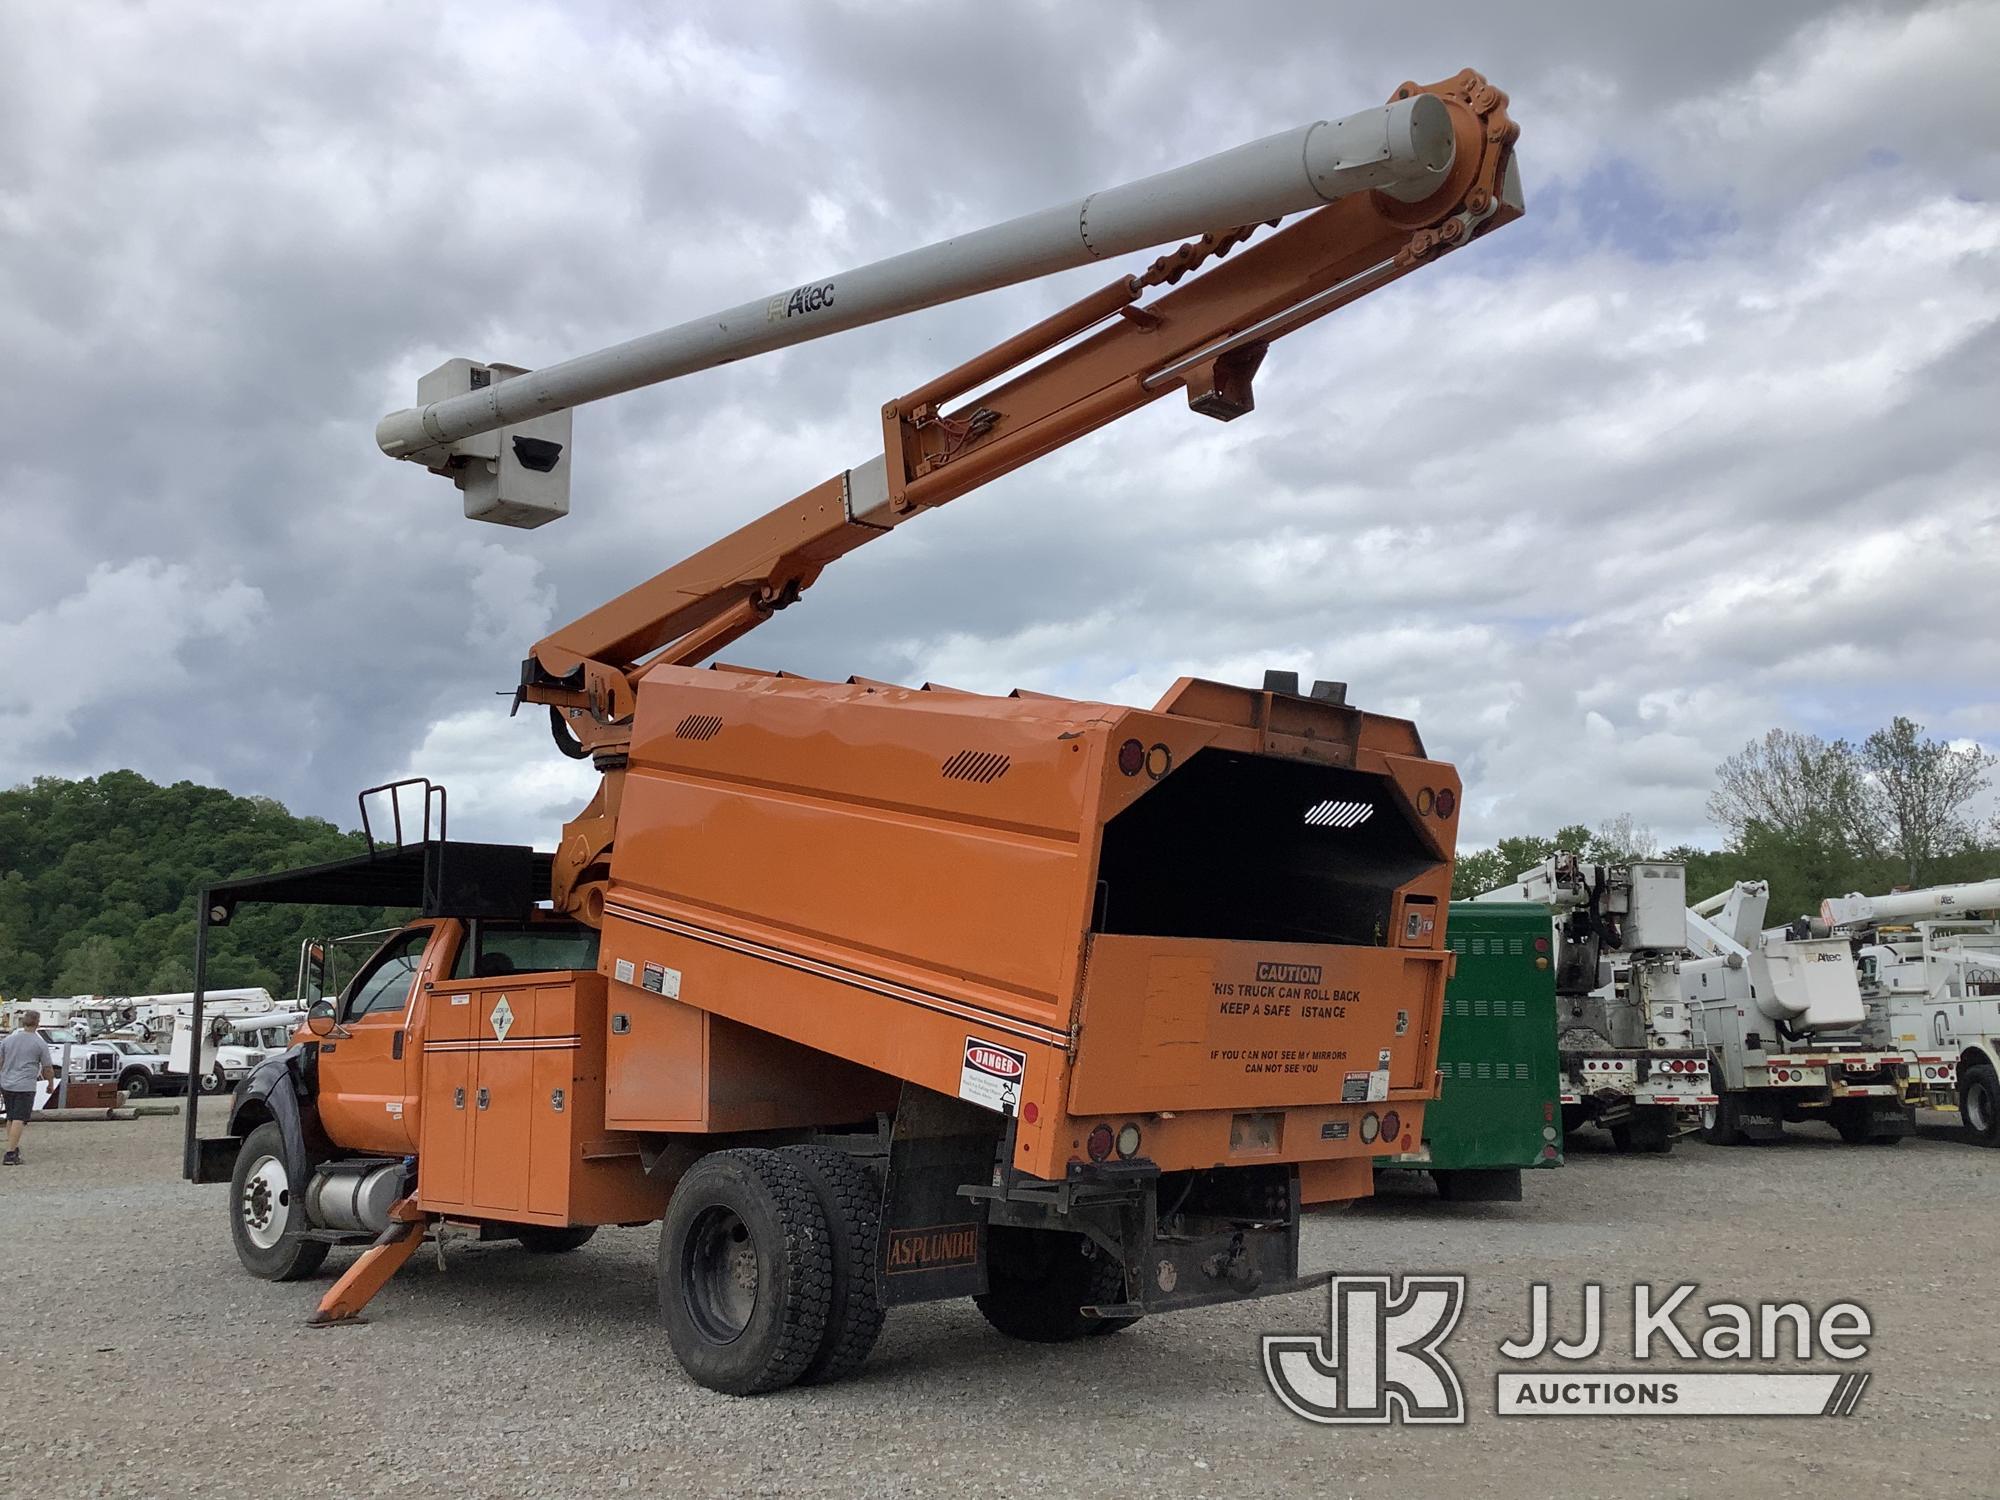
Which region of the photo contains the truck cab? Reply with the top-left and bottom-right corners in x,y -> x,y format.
308,916 -> 598,1157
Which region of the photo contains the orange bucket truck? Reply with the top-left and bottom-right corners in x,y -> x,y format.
184,73 -> 1521,1393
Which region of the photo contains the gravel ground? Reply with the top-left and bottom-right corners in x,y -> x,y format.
2,1111 -> 1996,1499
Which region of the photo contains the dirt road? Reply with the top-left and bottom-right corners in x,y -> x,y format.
1,1113 -> 1993,1498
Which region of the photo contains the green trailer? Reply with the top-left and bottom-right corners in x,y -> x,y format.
1378,901 -> 1562,1200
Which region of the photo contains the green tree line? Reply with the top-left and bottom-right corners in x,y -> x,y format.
0,771 -> 401,1001
1452,717 -> 1999,919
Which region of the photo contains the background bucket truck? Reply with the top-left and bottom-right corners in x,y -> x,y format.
1474,855 -> 1712,1153
1817,878 -> 2000,1145
1681,881 -> 1912,1146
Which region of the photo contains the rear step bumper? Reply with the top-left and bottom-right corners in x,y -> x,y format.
971,1157 -> 1309,1317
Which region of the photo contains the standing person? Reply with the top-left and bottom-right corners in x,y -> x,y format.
2,1009 -> 58,1165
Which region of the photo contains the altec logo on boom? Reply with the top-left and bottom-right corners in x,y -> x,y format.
1264,1278 -> 1874,1423
766,282 -> 836,321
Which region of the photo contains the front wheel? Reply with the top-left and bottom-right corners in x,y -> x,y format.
229,1123 -> 328,1281
658,1149 -> 832,1395
200,1065 -> 230,1095
119,1070 -> 153,1100
1960,1064 -> 2000,1147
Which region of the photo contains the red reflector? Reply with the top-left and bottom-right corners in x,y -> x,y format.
1534,936 -> 1549,954
1086,1123 -> 1114,1161
1023,1101 -> 1039,1123
1434,787 -> 1456,818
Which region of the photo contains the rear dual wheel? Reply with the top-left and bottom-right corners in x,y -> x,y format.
975,1226 -> 1131,1343
1610,1112 -> 1674,1154
516,1225 -> 597,1253
657,1145 -> 886,1395
1832,1103 -> 1906,1146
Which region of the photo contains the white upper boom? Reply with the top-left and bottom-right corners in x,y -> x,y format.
374,94 -> 1455,468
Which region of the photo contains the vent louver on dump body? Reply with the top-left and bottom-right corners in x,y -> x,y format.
941,749 -> 1011,784
1303,798 -> 1373,828
673,713 -> 723,741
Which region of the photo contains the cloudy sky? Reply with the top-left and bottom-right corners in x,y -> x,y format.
2,1 -> 1995,853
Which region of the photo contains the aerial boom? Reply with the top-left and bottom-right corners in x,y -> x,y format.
376,94 -> 1458,466
1821,879 -> 2000,928
394,71 -> 1520,916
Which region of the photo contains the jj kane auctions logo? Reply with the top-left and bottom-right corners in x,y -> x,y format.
1264,1277 -> 1873,1422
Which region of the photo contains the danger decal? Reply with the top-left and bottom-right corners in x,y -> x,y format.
958,1036 -> 1026,1114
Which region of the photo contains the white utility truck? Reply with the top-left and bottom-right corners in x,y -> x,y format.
1474,855 -> 1712,1152
1682,882 -> 1912,1145
163,991 -> 283,1094
1818,878 -> 2000,1145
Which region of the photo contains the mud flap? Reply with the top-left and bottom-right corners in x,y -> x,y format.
877,1084 -> 1002,1306
1431,1167 -> 1522,1203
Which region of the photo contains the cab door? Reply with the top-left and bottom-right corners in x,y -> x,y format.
316,921 -> 459,1155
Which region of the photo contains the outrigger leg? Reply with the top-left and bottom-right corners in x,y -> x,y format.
307,1196 -> 431,1327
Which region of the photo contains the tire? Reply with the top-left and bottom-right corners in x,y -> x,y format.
658,1148 -> 832,1395
1611,1113 -> 1674,1155
777,1145 -> 886,1384
201,1065 -> 229,1096
119,1069 -> 152,1100
515,1225 -> 598,1254
228,1123 -> 328,1282
1959,1064 -> 2000,1148
975,1226 -> 1129,1343
1698,1098 -> 1744,1147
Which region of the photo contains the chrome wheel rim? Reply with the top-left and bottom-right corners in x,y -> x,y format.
240,1154 -> 290,1250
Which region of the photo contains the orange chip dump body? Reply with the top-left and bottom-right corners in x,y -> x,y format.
595,665 -> 1457,1178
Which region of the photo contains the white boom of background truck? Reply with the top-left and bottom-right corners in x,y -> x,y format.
1815,877 -> 2000,1146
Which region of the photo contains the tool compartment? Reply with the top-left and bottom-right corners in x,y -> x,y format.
415,971 -> 665,1226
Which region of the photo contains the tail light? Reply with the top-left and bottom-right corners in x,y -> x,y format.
1381,1110 -> 1401,1144
1115,1123 -> 1142,1160
1116,739 -> 1145,776
1086,1123 -> 1114,1161
1359,1112 -> 1380,1144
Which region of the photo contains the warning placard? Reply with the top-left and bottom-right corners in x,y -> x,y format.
958,1036 -> 1026,1114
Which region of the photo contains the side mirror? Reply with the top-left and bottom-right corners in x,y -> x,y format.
306,1001 -> 338,1039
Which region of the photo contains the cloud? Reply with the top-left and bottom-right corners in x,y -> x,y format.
1,0 -> 1994,863
0,560 -> 265,773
